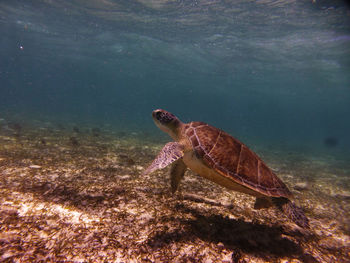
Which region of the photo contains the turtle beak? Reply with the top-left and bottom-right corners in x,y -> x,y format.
152,109 -> 162,120
152,109 -> 169,124
152,109 -> 164,128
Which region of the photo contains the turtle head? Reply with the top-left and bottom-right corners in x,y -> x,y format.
152,109 -> 181,140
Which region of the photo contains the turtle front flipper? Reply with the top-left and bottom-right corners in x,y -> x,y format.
142,142 -> 184,176
170,159 -> 187,193
273,197 -> 309,228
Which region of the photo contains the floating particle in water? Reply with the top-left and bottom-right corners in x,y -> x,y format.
69,136 -> 79,146
323,136 -> 338,148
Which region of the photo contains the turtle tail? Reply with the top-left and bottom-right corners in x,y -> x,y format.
273,197 -> 309,228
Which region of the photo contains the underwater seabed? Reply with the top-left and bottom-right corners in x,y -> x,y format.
0,119 -> 349,263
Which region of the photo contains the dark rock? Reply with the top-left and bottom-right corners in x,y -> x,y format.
232,249 -> 245,263
323,137 -> 338,148
294,182 -> 309,191
117,131 -> 126,137
69,136 -> 79,146
126,158 -> 135,165
73,126 -> 80,133
92,127 -> 101,137
300,253 -> 319,263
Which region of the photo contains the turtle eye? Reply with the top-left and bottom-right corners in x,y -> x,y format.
155,111 -> 163,120
153,109 -> 177,125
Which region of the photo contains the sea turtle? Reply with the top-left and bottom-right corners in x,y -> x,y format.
143,109 -> 309,228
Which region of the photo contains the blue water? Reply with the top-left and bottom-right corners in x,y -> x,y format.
1,0 -> 350,157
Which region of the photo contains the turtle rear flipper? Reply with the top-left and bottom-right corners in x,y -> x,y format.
274,197 -> 309,228
170,159 -> 187,193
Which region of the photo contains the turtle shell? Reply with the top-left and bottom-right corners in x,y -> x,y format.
184,122 -> 292,198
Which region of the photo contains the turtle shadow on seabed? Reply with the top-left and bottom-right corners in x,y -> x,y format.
147,203 -> 318,262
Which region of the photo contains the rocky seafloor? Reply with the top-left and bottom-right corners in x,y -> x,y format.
0,119 -> 349,262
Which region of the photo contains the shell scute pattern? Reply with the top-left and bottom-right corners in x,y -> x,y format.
185,122 -> 292,198
184,122 -> 207,158
237,146 -> 259,182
